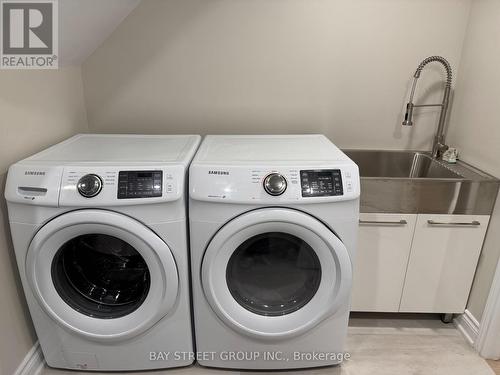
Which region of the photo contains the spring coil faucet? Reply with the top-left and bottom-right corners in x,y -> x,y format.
402,56 -> 452,158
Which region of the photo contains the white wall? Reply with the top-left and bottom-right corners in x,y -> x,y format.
0,67 -> 88,374
448,0 -> 500,321
83,0 -> 471,151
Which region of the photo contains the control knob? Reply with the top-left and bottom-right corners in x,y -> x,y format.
77,174 -> 103,198
263,173 -> 287,196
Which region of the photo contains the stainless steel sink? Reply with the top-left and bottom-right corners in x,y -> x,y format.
345,150 -> 464,179
343,150 -> 499,214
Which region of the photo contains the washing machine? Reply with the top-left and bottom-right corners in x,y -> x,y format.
189,134 -> 360,370
5,134 -> 200,371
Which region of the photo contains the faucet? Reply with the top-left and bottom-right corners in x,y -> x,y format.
402,56 -> 452,159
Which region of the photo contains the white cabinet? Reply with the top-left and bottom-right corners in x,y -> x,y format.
399,214 -> 489,313
351,213 -> 490,314
351,213 -> 417,312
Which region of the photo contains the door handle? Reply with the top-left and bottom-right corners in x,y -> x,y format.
359,219 -> 408,225
427,219 -> 480,227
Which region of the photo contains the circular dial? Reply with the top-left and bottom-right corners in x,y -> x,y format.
263,173 -> 287,196
77,174 -> 103,198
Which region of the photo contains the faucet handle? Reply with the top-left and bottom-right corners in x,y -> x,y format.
433,139 -> 449,159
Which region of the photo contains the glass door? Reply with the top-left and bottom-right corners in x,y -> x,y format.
202,208 -> 352,340
226,232 -> 322,317
51,233 -> 151,319
26,209 -> 179,342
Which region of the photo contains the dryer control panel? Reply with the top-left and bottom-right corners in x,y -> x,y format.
300,169 -> 343,197
190,163 -> 360,204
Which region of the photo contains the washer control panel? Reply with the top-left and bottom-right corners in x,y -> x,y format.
59,165 -> 183,206
117,170 -> 162,199
300,169 -> 343,197
4,164 -> 184,207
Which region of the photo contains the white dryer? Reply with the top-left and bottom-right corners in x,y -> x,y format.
5,134 -> 200,371
189,135 -> 360,370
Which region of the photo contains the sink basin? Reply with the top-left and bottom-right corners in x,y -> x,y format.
342,149 -> 499,215
344,150 -> 464,179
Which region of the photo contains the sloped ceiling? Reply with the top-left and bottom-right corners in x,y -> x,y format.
59,0 -> 141,65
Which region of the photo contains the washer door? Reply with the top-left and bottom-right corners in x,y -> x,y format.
202,208 -> 352,340
26,210 -> 179,342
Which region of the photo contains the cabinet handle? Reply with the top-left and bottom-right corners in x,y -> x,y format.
359,219 -> 408,225
427,219 -> 481,227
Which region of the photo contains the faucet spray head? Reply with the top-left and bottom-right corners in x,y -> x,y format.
402,102 -> 414,126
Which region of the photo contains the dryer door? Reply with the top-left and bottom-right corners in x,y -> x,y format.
201,208 -> 352,340
26,210 -> 179,342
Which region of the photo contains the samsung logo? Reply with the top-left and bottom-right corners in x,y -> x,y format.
24,171 -> 45,176
208,170 -> 229,175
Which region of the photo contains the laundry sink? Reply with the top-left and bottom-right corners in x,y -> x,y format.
345,150 -> 464,179
342,150 -> 499,214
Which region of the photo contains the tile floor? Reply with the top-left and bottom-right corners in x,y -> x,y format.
42,314 -> 495,375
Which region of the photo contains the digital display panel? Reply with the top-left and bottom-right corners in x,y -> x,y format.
118,171 -> 162,199
300,169 -> 343,197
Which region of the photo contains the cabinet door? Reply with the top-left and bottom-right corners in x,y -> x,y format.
351,213 -> 417,312
399,214 -> 490,313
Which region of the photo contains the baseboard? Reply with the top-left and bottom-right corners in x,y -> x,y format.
14,342 -> 45,375
454,309 -> 480,347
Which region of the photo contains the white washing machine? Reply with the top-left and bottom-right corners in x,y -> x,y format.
5,134 -> 200,371
189,135 -> 360,370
